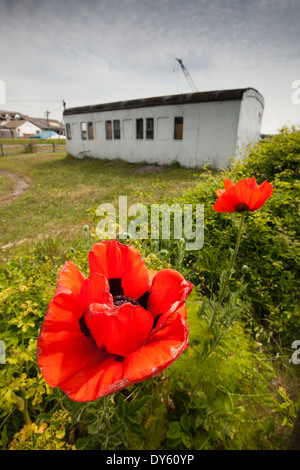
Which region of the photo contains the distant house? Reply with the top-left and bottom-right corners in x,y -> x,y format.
0,110 -> 26,121
0,119 -> 41,138
0,110 -> 64,138
26,117 -> 64,135
63,87 -> 264,168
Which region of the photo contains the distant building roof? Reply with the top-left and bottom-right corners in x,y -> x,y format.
0,119 -> 28,129
0,110 -> 26,120
24,117 -> 63,131
64,88 -> 264,116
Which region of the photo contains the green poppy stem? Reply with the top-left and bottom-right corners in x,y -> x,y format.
218,212 -> 246,305
23,399 -> 32,425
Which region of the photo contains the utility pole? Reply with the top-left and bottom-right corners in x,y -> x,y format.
45,110 -> 50,131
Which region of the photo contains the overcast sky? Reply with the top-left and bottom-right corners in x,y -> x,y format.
1,0 -> 299,133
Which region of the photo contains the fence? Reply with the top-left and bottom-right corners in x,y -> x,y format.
0,142 -> 66,156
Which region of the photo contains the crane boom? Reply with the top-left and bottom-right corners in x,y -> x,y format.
175,58 -> 198,93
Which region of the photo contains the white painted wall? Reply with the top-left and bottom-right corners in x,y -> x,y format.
64,89 -> 264,168
236,89 -> 265,156
195,100 -> 241,168
16,121 -> 41,137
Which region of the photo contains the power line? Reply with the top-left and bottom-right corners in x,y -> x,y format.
5,99 -> 62,103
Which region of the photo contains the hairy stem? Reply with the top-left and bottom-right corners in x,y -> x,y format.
218,212 -> 245,305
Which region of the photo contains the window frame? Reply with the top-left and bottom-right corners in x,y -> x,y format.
146,118 -> 154,140
105,120 -> 112,140
113,120 -> 121,139
66,123 -> 72,140
87,122 -> 94,140
136,118 -> 144,139
80,122 -> 87,140
174,117 -> 184,140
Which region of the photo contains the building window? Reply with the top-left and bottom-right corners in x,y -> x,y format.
87,122 -> 94,140
113,120 -> 121,139
105,121 -> 112,140
146,118 -> 154,139
174,117 -> 183,140
66,123 -> 72,140
136,118 -> 143,139
81,122 -> 87,140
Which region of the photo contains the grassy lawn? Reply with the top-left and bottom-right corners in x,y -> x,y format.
0,173 -> 14,201
0,146 -> 201,246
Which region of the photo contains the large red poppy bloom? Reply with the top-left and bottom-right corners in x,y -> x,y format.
37,240 -> 193,402
213,177 -> 273,213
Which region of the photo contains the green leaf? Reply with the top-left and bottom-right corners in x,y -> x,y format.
55,425 -> 66,440
180,413 -> 192,431
166,421 -> 183,440
195,415 -> 204,428
182,434 -> 193,449
116,394 -> 127,419
0,424 -> 8,448
128,395 -> 152,415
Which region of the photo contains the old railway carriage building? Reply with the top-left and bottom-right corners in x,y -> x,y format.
63,88 -> 264,168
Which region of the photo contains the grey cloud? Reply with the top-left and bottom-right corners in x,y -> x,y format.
1,0 -> 299,132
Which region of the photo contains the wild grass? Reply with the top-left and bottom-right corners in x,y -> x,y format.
0,150 -> 202,246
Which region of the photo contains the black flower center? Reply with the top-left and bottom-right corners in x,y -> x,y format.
234,202 -> 250,212
114,295 -> 139,306
109,277 -> 150,310
109,278 -> 123,297
79,315 -> 91,337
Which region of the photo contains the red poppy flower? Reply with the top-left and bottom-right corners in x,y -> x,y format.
213,177 -> 273,213
37,240 -> 193,402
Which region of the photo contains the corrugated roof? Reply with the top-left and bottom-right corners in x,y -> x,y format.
1,119 -> 27,129
63,88 -> 264,116
25,117 -> 63,129
0,110 -> 26,120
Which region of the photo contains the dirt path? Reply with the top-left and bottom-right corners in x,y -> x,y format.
0,170 -> 30,202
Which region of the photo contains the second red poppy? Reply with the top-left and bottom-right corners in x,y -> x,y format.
213,177 -> 273,213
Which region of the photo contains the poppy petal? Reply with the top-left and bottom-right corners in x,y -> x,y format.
216,188 -> 226,197
251,180 -> 273,211
223,179 -> 234,191
147,269 -> 193,326
37,299 -> 98,388
124,313 -> 189,383
57,353 -> 128,401
79,272 -> 113,311
259,180 -> 273,197
175,304 -> 187,320
86,302 -> 154,357
89,240 -> 150,300
213,190 -> 237,212
55,261 -> 86,299
215,179 -> 234,197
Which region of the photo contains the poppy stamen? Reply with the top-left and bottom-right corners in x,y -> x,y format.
114,295 -> 139,306
234,202 -> 250,212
